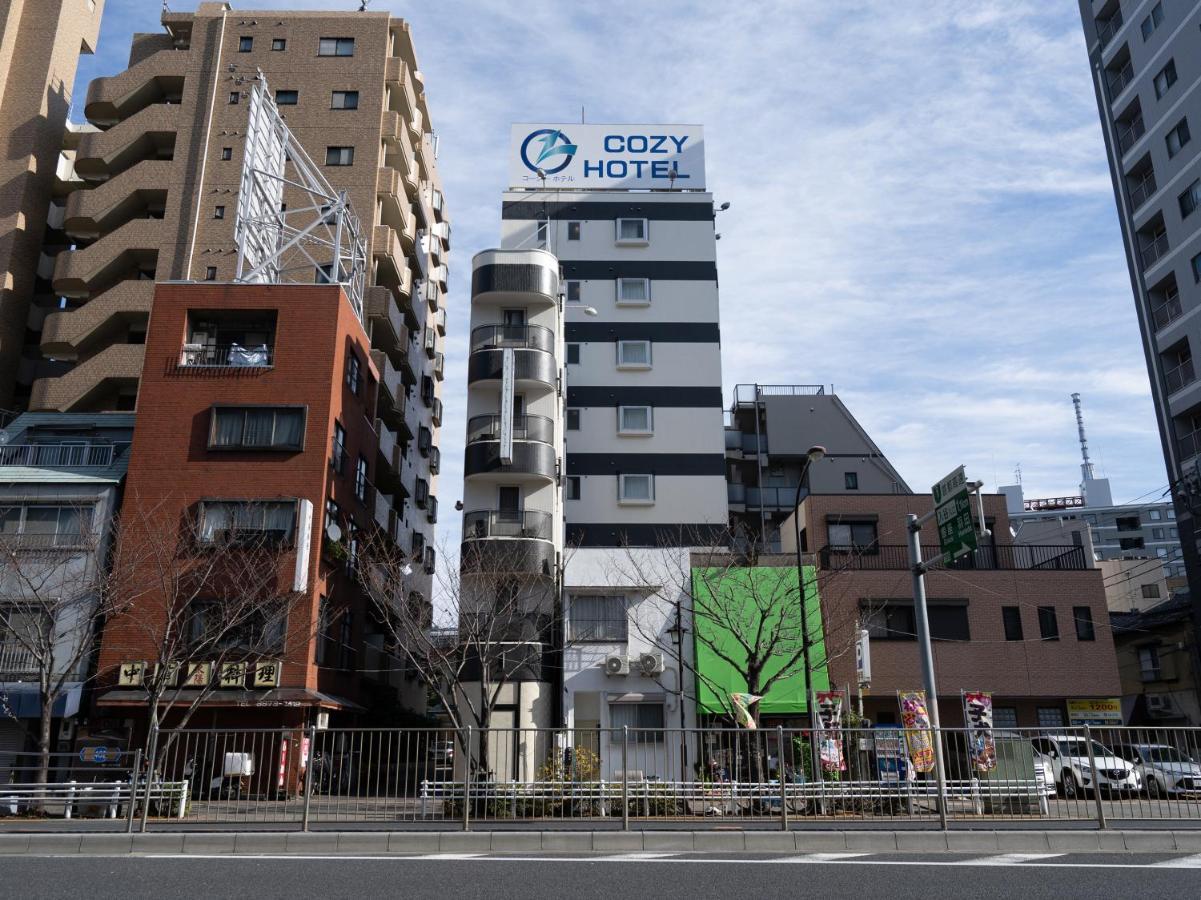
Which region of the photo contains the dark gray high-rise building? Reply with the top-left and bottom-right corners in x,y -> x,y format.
1078,2 -> 1201,607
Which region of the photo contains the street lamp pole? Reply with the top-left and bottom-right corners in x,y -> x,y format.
792,445 -> 825,782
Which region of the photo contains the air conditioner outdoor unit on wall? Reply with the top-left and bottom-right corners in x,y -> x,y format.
603,655 -> 630,676
639,653 -> 665,676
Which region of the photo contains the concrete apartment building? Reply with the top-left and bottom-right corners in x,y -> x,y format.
1078,3 -> 1201,625
724,383 -> 910,551
785,492 -> 1122,729
38,2 -> 447,583
0,0 -> 104,411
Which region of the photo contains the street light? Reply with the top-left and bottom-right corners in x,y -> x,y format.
791,445 -> 825,776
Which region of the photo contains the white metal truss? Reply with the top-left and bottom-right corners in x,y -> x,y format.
234,73 -> 367,320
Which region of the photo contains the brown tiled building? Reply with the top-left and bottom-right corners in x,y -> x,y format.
94,282 -> 418,730
0,0 -> 104,410
786,492 -> 1123,729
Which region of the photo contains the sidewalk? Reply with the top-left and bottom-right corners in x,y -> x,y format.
4,828 -> 1201,855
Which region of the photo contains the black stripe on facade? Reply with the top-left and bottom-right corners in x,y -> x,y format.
565,322 -> 721,343
567,522 -> 728,548
502,200 -> 714,222
471,263 -> 558,298
560,260 -> 717,281
566,386 -> 723,407
566,453 -> 726,476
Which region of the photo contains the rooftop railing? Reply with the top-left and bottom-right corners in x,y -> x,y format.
0,443 -> 115,468
818,543 -> 1090,571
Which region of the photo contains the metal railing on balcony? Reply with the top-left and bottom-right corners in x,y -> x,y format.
0,530 -> 91,550
462,509 -> 553,541
466,414 -> 554,446
1129,170 -> 1156,209
1096,10 -> 1123,48
1153,291 -> 1182,330
1117,115 -> 1145,155
732,383 -> 825,406
817,543 -> 1090,571
0,641 -> 38,676
1177,428 -> 1201,462
178,343 -> 274,368
1107,59 -> 1134,96
0,443 -> 116,468
470,323 -> 554,354
1165,357 -> 1196,394
1140,232 -> 1169,270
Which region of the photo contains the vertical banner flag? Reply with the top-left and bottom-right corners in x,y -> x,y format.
898,690 -> 936,773
730,693 -> 761,729
962,691 -> 997,773
815,691 -> 847,772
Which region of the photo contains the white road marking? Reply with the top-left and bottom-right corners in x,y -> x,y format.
411,853 -> 485,860
595,852 -> 680,860
1153,854 -> 1201,868
779,853 -> 871,862
954,853 -> 1064,866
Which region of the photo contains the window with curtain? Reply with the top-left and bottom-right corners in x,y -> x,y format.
617,278 -> 650,303
569,595 -> 627,641
616,218 -> 647,241
210,406 -> 305,450
198,500 -> 297,545
608,702 -> 664,742
0,505 -> 88,546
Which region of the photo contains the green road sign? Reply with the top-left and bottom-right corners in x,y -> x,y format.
932,465 -> 977,561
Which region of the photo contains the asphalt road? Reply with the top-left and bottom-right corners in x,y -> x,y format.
2,852 -> 1200,899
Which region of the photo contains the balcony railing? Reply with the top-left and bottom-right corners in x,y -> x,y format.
178,343 -> 274,368
0,530 -> 90,550
470,324 -> 554,354
733,384 -> 825,406
1164,358 -> 1196,394
1096,10 -> 1123,48
727,484 -> 798,509
817,543 -> 1089,571
0,443 -> 115,468
0,641 -> 38,676
462,509 -> 553,542
1152,291 -> 1182,330
1129,171 -> 1156,209
1177,428 -> 1201,461
1107,59 -> 1134,97
1140,232 -> 1169,270
466,414 -> 554,446
1117,115 -> 1145,155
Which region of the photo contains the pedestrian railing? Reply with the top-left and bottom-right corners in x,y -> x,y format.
9,725 -> 1201,831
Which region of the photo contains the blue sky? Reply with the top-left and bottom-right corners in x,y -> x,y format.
74,1 -> 1171,542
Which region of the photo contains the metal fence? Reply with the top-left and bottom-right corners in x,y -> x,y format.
9,726 -> 1201,831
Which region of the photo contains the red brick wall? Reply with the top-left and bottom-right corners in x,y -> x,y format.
97,283 -> 379,708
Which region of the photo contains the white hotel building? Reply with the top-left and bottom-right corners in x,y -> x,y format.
461,125 -> 725,768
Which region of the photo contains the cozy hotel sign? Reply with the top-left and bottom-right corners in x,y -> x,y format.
509,124 -> 706,190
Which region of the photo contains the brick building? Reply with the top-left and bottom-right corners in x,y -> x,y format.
785,491 -> 1122,729
93,282 -> 420,733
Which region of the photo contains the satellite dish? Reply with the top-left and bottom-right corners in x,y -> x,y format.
325,522 -> 342,543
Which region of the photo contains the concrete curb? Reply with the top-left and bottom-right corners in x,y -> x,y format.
0,829 -> 1195,855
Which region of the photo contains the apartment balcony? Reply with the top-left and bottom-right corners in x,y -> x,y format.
383,112 -> 419,196
467,324 -> 556,389
1165,358 -> 1195,395
365,286 -> 409,367
0,442 -> 117,468
73,103 -> 179,182
1106,58 -> 1134,98
817,544 -> 1090,572
1117,114 -> 1145,156
403,385 -> 422,437
373,418 -> 404,496
1140,232 -> 1169,270
430,264 -> 449,293
471,249 -> 559,308
83,49 -> 185,125
432,398 -> 443,427
372,483 -> 396,535
726,484 -> 796,510
40,280 -> 155,358
1177,428 -> 1201,463
52,218 -> 162,299
1096,9 -> 1124,50
419,278 -> 439,312
385,56 -> 419,125
371,349 -> 409,437
464,414 -> 556,483
460,509 -> 555,576
1129,171 -> 1157,211
29,344 -> 145,412
62,160 -> 172,238
0,642 -> 39,678
434,307 -> 446,336
1152,290 -> 1183,331
372,225 -> 411,294
376,167 -> 417,249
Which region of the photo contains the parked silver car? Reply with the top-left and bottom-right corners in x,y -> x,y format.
1114,743 -> 1201,797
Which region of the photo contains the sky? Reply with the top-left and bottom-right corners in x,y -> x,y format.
73,0 -> 1172,550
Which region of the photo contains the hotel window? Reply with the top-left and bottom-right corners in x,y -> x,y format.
326,146 -> 355,166
1038,606 -> 1059,641
1073,606 -> 1096,641
569,594 -> 627,641
1153,59 -> 1177,99
567,221 -> 581,240
238,36 -> 253,52
618,473 -> 654,504
209,406 -> 305,451
618,405 -> 653,435
566,408 -> 580,431
565,476 -> 581,501
615,217 -> 648,244
331,91 -> 359,110
275,89 -> 298,105
616,278 -> 650,305
271,38 -> 287,51
616,340 -> 652,368
565,280 -> 581,302
318,37 -> 355,57
1166,118 -> 1191,158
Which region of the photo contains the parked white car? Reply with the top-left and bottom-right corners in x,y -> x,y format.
1114,743 -> 1201,797
1030,735 -> 1141,797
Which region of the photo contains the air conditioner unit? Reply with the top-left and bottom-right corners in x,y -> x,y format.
639,652 -> 665,676
1147,693 -> 1180,717
603,655 -> 630,676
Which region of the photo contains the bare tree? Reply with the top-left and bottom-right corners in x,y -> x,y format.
101,498 -> 309,775
355,531 -> 568,778
0,504 -> 127,801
